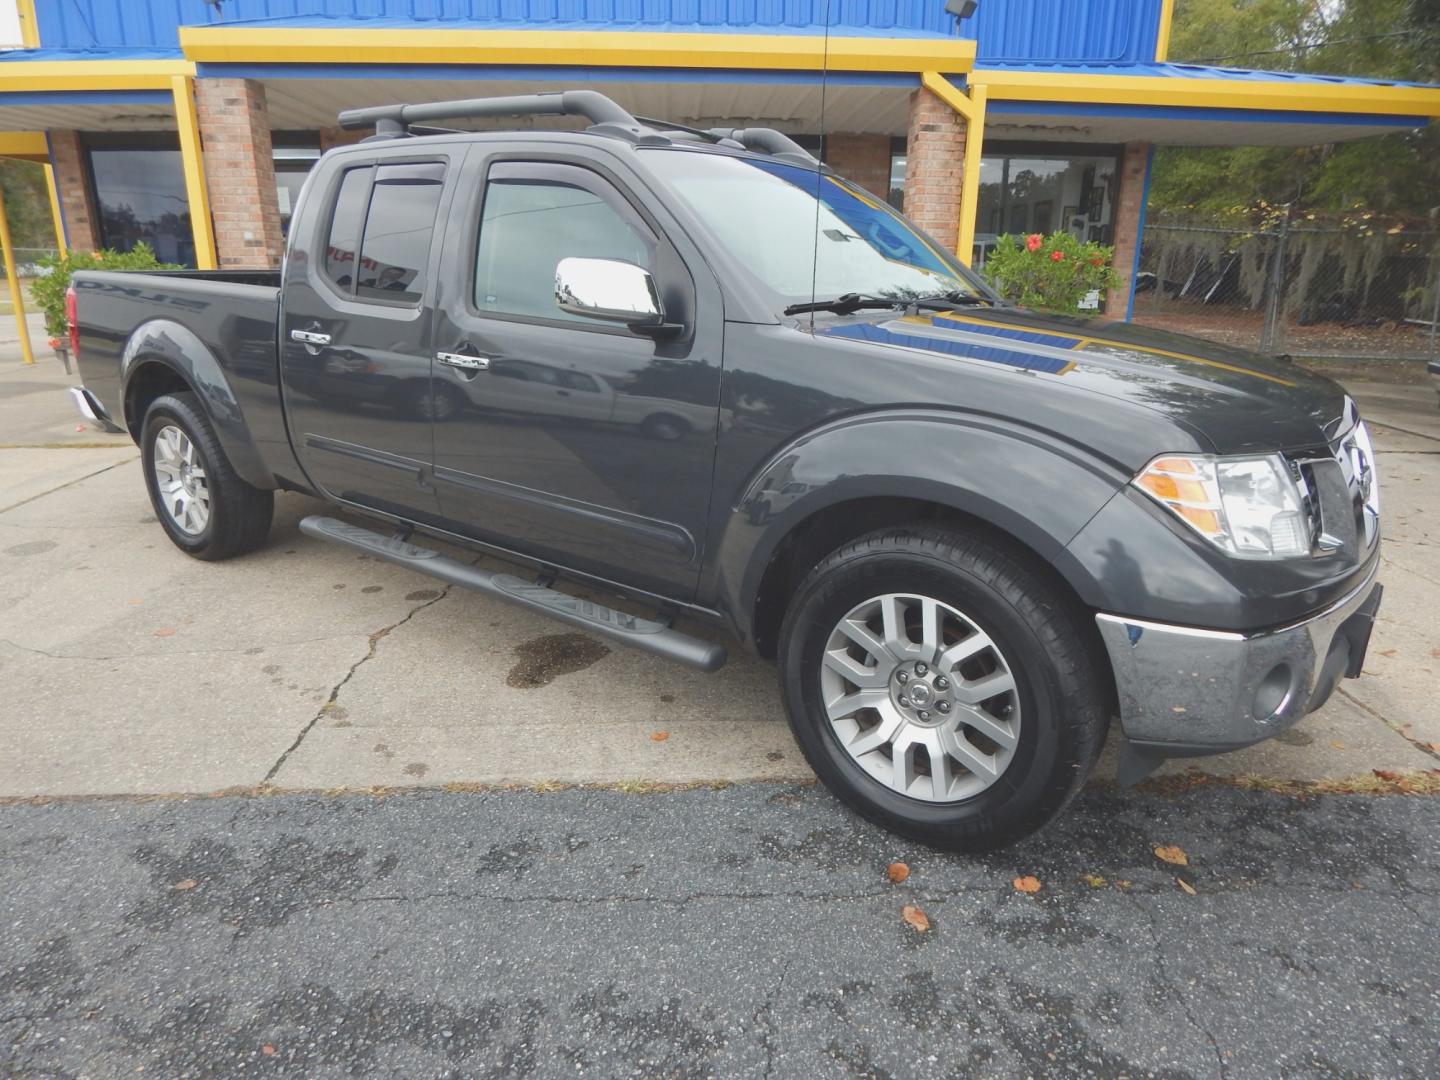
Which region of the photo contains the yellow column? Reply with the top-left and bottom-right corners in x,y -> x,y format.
43,163 -> 66,256
170,75 -> 217,271
955,83 -> 986,268
0,185 -> 36,366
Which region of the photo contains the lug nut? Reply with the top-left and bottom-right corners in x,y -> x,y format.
896,671 -> 908,683
915,662 -> 928,676
918,710 -> 930,721
935,676 -> 949,690
937,701 -> 950,714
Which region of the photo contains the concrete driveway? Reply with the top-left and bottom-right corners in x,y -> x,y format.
1,354 -> 1437,800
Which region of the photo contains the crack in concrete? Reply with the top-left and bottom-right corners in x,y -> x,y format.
261,584 -> 454,783
0,455 -> 139,516
1126,892 -> 1230,1079
0,635 -> 366,663
755,960 -> 789,1080
1337,686 -> 1440,764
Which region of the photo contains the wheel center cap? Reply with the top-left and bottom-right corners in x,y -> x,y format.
908,682 -> 933,706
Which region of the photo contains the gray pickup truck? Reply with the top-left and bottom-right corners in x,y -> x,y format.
68,91 -> 1382,851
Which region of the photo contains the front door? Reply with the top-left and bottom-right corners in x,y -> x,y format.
431,156 -> 723,598
280,154 -> 456,521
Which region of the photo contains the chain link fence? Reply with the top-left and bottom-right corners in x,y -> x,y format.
1133,214 -> 1440,361
1,247 -> 62,279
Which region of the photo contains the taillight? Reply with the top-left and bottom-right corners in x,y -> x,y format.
65,285 -> 80,359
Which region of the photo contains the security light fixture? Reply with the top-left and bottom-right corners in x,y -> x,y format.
944,0 -> 979,20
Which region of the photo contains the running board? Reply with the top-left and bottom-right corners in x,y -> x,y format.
299,515 -> 727,673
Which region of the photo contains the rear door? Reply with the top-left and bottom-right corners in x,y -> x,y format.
429,150 -> 725,599
280,150 -> 458,521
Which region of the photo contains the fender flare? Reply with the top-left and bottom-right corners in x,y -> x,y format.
712,409 -> 1129,640
121,318 -> 276,490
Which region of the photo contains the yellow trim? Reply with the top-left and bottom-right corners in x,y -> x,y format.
171,76 -> 217,272
0,60 -> 195,93
973,69 -> 1440,118
919,73 -> 987,266
0,184 -> 35,366
0,131 -> 48,162
16,0 -> 39,49
935,313 -> 1296,387
1154,0 -> 1174,62
43,163 -> 66,256
179,25 -> 975,73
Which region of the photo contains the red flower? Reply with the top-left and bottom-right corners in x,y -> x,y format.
1089,257 -> 1104,267
1050,250 -> 1064,262
1025,234 -> 1043,252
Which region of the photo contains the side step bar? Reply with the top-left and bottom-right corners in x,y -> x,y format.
299,516 -> 727,673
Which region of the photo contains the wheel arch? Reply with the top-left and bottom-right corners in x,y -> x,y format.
121,320 -> 275,490
713,412 -> 1128,659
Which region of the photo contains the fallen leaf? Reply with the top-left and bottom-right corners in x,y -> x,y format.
1377,649 -> 1397,657
1153,844 -> 1189,867
1331,740 -> 1346,750
649,731 -> 669,742
1012,875 -> 1042,894
172,879 -> 197,891
1177,877 -> 1197,896
886,861 -> 910,884
1429,743 -> 1440,753
260,1044 -> 277,1056
128,599 -> 143,606
1432,648 -> 1440,659
153,627 -> 176,638
1114,879 -> 1132,890
1170,706 -> 1187,714
901,904 -> 930,932
1081,873 -> 1107,888
1373,769 -> 1400,782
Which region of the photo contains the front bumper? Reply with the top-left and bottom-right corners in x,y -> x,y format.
1095,559 -> 1382,763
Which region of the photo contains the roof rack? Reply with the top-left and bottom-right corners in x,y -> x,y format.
335,91 -> 822,167
337,90 -> 663,145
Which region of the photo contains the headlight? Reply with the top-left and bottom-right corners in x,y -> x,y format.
1134,453 -> 1311,559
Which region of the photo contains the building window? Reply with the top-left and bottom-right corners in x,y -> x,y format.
974,146 -> 1121,265
84,134 -> 194,267
272,135 -> 320,235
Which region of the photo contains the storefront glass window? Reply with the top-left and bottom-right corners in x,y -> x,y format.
974,149 -> 1119,266
86,138 -> 194,266
273,141 -> 321,234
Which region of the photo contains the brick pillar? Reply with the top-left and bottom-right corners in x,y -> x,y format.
824,133 -> 894,202
195,78 -> 284,269
903,87 -> 967,252
1107,142 -> 1151,316
47,131 -> 100,253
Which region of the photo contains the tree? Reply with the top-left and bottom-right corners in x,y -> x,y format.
0,159 -> 53,252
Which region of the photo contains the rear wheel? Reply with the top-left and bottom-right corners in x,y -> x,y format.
142,392 -> 274,561
778,525 -> 1107,851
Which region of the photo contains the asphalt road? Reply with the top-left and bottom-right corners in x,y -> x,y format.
3,783 -> 1437,1079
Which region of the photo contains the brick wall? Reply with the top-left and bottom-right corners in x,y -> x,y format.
825,133 -> 893,201
195,78 -> 285,269
318,127 -> 366,152
47,131 -> 98,253
903,87 -> 967,252
1107,141 -> 1151,316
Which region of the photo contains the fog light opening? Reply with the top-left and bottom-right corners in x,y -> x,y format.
1254,662 -> 1295,723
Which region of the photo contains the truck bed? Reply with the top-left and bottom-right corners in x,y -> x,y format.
72,268 -> 292,486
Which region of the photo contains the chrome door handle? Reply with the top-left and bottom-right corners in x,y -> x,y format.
437,351 -> 490,371
290,329 -> 331,346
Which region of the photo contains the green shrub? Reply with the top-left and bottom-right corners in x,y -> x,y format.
981,232 -> 1123,316
29,243 -> 181,341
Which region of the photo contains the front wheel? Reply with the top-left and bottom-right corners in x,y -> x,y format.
142,392 -> 274,561
778,525 -> 1108,851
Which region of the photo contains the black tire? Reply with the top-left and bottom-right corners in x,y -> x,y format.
777,525 -> 1108,852
141,391 -> 274,562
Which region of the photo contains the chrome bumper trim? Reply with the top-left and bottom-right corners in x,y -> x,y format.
1096,560 -> 1382,750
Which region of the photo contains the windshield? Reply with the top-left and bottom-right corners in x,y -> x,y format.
642,149 -> 986,307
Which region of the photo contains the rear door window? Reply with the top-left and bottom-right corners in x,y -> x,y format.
355,162 -> 446,303
322,166 -> 371,291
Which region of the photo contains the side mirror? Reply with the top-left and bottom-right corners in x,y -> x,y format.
554,257 -> 677,335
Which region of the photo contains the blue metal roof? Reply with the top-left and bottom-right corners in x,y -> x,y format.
38,0 -> 961,52
977,59 -> 1440,93
958,0 -> 1166,65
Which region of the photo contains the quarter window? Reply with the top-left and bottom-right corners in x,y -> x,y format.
474,174 -> 652,323
323,167 -> 371,292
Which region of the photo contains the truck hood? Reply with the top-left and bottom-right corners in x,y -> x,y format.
815,306 -> 1348,456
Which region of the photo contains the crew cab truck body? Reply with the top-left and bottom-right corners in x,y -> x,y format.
69,91 -> 1382,850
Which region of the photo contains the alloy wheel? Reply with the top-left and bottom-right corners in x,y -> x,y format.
152,424 -> 210,535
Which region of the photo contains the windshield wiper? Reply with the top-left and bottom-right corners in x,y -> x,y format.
783,291 -> 995,317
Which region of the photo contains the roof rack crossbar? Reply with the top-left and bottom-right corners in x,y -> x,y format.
338,90 -> 640,135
